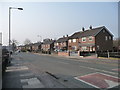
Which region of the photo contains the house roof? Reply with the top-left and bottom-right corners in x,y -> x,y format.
25,43 -> 33,47
32,42 -> 42,46
69,26 -> 113,39
18,45 -> 24,47
42,40 -> 55,44
56,37 -> 69,43
69,31 -> 83,39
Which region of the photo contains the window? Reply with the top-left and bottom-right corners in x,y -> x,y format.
72,46 -> 77,50
82,37 -> 86,42
97,45 -> 99,50
81,46 -> 87,51
109,36 -> 111,40
69,40 -> 71,43
73,39 -> 76,42
90,46 -> 92,51
89,36 -> 93,41
105,36 -> 108,40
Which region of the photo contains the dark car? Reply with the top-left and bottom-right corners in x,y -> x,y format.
2,48 -> 10,73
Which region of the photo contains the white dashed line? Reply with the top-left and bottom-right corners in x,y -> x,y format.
79,65 -> 118,75
20,73 -> 34,77
6,66 -> 29,72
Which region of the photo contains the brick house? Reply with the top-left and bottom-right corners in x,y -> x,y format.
25,43 -> 33,52
41,39 -> 55,54
68,32 -> 82,51
17,45 -> 25,50
68,26 -> 113,52
32,42 -> 42,52
54,35 -> 69,51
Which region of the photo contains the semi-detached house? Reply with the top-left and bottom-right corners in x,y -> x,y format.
41,39 -> 55,53
54,35 -> 69,51
68,26 -> 113,52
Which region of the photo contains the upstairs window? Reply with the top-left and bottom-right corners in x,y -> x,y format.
109,36 -> 112,40
105,36 -> 108,40
89,36 -> 93,41
82,37 -> 86,42
69,40 -> 72,43
73,39 -> 76,42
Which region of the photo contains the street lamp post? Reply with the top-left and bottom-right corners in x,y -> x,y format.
9,7 -> 23,57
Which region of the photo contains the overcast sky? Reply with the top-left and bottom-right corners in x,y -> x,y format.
0,2 -> 118,45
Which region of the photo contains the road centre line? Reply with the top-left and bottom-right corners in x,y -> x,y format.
30,53 -> 118,75
57,61 -> 69,65
34,53 -> 118,66
78,65 -> 118,75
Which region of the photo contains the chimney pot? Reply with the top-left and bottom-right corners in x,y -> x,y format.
89,25 -> 92,29
82,27 -> 85,31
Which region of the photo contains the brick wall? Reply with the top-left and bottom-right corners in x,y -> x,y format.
68,39 -> 79,51
58,52 -> 70,56
79,36 -> 95,44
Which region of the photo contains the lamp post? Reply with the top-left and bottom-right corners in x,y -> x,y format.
9,7 -> 23,55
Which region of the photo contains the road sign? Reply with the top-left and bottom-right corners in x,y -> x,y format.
75,72 -> 120,88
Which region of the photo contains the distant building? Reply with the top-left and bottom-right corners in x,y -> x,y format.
25,43 -> 33,52
41,39 -> 55,53
32,42 -> 42,52
54,35 -> 69,51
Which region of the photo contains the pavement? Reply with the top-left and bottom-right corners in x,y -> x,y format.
2,52 -> 120,89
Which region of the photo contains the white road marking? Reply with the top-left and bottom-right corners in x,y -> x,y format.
6,66 -> 29,72
74,77 -> 99,88
57,61 -> 69,65
75,72 -> 120,88
79,65 -> 118,75
20,73 -> 33,77
21,78 -> 44,88
105,79 -> 119,88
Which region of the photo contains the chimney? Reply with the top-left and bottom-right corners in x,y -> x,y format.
82,27 -> 85,32
89,25 -> 92,29
66,34 -> 68,37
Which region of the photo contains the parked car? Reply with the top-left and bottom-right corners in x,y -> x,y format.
2,48 -> 10,73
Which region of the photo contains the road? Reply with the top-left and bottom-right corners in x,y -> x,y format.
3,52 -> 119,89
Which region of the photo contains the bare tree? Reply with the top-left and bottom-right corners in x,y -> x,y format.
11,39 -> 19,51
113,37 -> 120,51
12,39 -> 19,45
24,39 -> 31,45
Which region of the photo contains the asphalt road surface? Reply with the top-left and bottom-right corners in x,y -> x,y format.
3,52 -> 119,89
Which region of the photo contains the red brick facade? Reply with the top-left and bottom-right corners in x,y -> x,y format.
68,26 -> 113,52
58,52 -> 70,56
68,39 -> 79,51
41,44 -> 50,51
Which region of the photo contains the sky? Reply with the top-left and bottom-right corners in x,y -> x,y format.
0,2 -> 118,45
